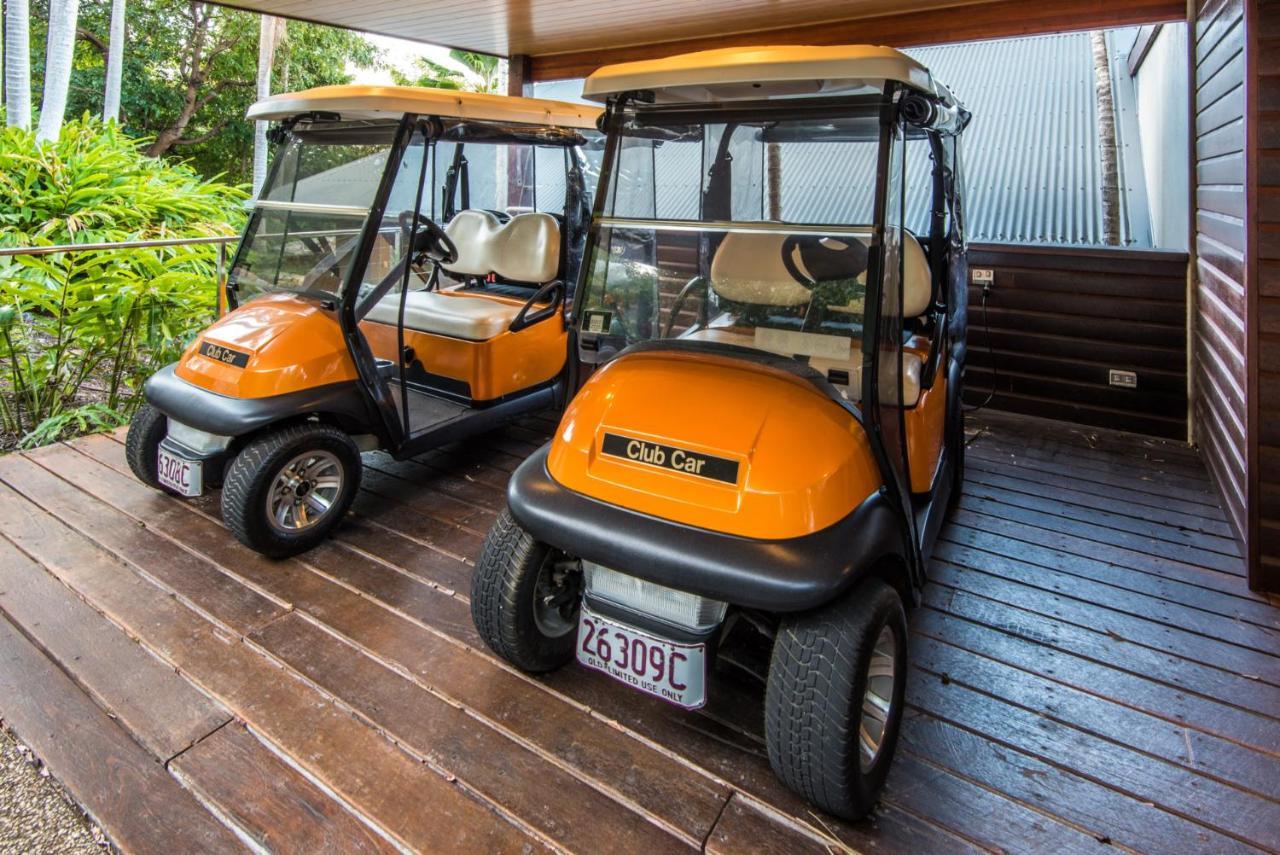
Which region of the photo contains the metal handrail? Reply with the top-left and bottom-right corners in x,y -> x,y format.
0,235 -> 240,289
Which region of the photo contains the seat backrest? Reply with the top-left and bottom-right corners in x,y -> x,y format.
899,231 -> 932,318
443,209 -> 560,285
708,229 -> 933,318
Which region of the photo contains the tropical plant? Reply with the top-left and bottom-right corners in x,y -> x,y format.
391,49 -> 503,94
0,116 -> 246,448
27,0 -> 381,184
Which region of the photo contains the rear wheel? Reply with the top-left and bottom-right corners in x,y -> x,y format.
471,508 -> 582,673
125,403 -> 167,490
765,576 -> 908,821
221,423 -> 360,558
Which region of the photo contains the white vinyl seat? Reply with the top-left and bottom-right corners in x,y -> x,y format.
683,229 -> 933,405
366,209 -> 561,340
364,291 -> 521,341
681,326 -> 923,405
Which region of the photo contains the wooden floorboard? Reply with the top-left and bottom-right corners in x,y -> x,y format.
0,410 -> 1276,853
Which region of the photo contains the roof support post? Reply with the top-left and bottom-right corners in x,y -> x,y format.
508,54 -> 532,97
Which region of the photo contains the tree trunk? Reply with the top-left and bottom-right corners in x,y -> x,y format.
1091,30 -> 1122,247
4,0 -> 31,130
36,0 -> 80,142
251,14 -> 281,197
102,0 -> 125,122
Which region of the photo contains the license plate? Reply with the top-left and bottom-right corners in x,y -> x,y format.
157,447 -> 202,497
576,606 -> 707,709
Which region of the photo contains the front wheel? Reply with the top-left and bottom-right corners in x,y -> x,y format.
471,508 -> 582,673
220,423 -> 360,559
125,403 -> 167,490
765,576 -> 908,821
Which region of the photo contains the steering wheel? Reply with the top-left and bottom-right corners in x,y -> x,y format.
398,211 -> 459,266
781,234 -> 870,287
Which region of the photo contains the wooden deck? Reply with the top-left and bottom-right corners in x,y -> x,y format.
0,410 -> 1277,853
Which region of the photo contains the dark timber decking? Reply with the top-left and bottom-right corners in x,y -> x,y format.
0,410 -> 1277,853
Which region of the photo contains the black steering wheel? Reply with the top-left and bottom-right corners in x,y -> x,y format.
398,211 -> 459,266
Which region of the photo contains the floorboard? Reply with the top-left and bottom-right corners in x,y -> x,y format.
0,409 -> 1275,853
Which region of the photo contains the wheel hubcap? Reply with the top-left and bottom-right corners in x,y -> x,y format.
859,625 -> 898,773
266,450 -> 344,533
532,556 -> 582,638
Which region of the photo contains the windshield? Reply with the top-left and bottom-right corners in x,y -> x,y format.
579,111 -> 898,363
228,123 -> 397,303
229,120 -> 598,308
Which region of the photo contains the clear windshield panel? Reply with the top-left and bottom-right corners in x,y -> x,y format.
229,126 -> 396,302
581,111 -> 886,377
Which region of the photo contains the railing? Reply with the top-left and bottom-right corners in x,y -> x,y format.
0,235 -> 240,286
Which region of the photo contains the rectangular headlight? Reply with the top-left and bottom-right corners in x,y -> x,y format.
166,420 -> 233,455
584,562 -> 727,632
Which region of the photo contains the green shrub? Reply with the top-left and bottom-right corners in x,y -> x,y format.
0,116 -> 247,448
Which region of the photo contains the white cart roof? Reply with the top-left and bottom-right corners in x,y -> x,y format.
582,45 -> 960,107
247,85 -> 603,129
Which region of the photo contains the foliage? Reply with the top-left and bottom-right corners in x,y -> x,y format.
391,49 -> 502,94
29,0 -> 382,184
0,116 -> 246,448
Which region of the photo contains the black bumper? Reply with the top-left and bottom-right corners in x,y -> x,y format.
144,364 -> 369,437
507,446 -> 905,612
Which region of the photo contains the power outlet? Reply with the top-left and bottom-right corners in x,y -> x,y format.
1109,369 -> 1138,389
971,268 -> 994,285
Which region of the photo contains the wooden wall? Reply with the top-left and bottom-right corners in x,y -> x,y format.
965,245 -> 1190,439
1191,0 -> 1265,586
1250,0 -> 1280,589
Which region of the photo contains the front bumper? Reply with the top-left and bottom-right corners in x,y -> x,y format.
507,445 -> 905,612
144,363 -> 368,437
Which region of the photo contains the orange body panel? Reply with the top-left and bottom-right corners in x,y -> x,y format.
176,293 -> 357,398
546,350 -> 882,540
360,294 -> 567,401
905,376 -> 947,493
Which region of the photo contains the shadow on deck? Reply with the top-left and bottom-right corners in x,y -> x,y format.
0,410 -> 1276,853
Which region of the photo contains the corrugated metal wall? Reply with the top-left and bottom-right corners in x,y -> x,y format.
535,32 -> 1148,247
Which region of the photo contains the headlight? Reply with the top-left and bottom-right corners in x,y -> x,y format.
166,420 -> 233,455
584,562 -> 727,632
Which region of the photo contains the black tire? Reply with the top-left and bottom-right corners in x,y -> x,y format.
765,576 -> 908,821
125,403 -> 167,490
471,508 -> 581,673
220,422 -> 360,559
949,382 -> 966,510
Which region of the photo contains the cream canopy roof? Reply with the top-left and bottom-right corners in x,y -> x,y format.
246,85 -> 603,128
582,45 -> 960,107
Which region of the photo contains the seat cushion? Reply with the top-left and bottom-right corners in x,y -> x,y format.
365,290 -> 520,341
681,326 -> 922,406
444,209 -> 560,285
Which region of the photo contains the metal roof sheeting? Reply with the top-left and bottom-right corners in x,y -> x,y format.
536,31 -> 1151,247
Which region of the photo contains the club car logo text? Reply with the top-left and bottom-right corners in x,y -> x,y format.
601,433 -> 739,484
198,341 -> 250,368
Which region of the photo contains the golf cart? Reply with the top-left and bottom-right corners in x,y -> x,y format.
125,85 -> 601,557
471,46 -> 969,819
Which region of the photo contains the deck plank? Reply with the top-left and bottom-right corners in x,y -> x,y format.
170,723 -> 402,854
0,409 -> 1274,852
0,610 -> 245,853
0,536 -> 230,760
0,482 -> 550,854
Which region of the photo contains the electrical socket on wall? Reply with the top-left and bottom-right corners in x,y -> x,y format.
1109,369 -> 1138,389
970,268 -> 994,285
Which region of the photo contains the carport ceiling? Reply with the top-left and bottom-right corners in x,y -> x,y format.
217,0 -> 1186,79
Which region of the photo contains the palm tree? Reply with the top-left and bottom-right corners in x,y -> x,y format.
36,0 -> 81,142
102,0 -> 126,122
251,15 -> 285,197
4,0 -> 31,129
394,50 -> 502,94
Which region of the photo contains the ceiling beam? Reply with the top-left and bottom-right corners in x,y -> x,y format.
529,0 -> 1188,80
